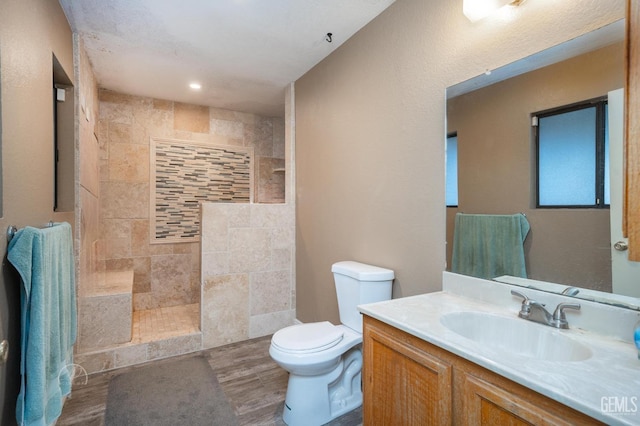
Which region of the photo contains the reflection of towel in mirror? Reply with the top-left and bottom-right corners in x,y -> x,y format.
7,222 -> 77,426
452,213 -> 530,280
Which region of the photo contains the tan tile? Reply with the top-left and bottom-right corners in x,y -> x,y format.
272,117 -> 285,159
244,116 -> 273,156
105,258 -> 134,271
228,227 -> 270,252
77,294 -> 132,350
100,218 -> 131,239
249,310 -> 295,338
131,220 -> 150,256
114,344 -> 148,368
101,182 -> 149,219
201,252 -> 229,279
250,270 -> 291,315
229,249 -> 271,273
211,118 -> 244,139
147,334 -> 201,360
133,257 -> 151,293
104,237 -> 131,259
174,102 -> 210,133
108,143 -> 149,182
99,89 -> 134,104
100,101 -> 133,125
202,274 -> 249,348
271,248 -> 291,270
153,98 -> 173,111
173,242 -> 194,254
109,122 -> 131,145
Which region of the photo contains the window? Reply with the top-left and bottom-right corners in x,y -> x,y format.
446,133 -> 458,207
535,97 -> 608,208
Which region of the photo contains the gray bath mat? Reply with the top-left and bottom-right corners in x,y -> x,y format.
104,355 -> 238,426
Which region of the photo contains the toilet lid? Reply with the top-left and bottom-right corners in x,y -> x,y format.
272,321 -> 344,354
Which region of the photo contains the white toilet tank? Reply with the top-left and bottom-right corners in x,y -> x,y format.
331,261 -> 394,333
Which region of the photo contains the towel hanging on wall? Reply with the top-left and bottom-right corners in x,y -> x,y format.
451,213 -> 530,280
7,222 -> 77,426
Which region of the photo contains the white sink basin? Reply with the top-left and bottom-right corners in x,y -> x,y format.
440,312 -> 592,362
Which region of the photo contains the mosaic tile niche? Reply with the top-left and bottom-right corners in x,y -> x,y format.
151,137 -> 253,243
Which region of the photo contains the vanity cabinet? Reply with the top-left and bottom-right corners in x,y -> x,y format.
362,316 -> 604,425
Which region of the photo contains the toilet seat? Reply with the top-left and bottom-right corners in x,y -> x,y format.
272,321 -> 344,354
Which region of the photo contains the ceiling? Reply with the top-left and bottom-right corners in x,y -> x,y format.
59,0 -> 396,117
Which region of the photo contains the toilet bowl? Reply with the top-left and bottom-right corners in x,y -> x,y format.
269,261 -> 394,426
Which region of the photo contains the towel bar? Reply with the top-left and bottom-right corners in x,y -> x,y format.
7,221 -> 55,243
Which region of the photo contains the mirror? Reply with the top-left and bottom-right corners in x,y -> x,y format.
445,19 -> 640,310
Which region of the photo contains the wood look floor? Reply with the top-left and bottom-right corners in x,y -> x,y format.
58,335 -> 363,426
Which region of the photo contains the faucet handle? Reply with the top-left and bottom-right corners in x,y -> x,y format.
511,289 -> 530,303
553,303 -> 581,321
511,290 -> 540,317
552,303 -> 581,329
511,290 -> 544,307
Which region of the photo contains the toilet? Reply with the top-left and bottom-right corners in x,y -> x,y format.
269,261 -> 394,426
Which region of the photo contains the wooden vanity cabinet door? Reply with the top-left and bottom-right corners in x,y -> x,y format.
363,316 -> 453,425
462,373 -> 576,426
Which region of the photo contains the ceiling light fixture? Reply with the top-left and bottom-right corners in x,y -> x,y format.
463,0 -> 525,22
189,82 -> 202,90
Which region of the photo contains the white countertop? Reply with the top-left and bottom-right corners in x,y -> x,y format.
358,272 -> 640,425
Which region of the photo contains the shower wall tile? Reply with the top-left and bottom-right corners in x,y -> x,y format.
100,101 -> 133,125
250,270 -> 291,315
229,228 -> 270,252
272,117 -> 285,159
256,157 -> 285,203
202,252 -> 230,277
202,274 -> 250,348
108,143 -> 149,182
271,248 -> 292,270
131,220 -> 150,256
150,254 -> 193,306
105,258 -> 134,271
211,118 -> 244,139
229,249 -> 271,273
108,122 -> 132,145
78,293 -> 131,350
101,182 -> 149,219
249,310 -> 295,338
174,103 -> 210,133
133,257 -> 151,293
100,218 -> 131,239
201,202 -> 294,348
104,237 -> 131,259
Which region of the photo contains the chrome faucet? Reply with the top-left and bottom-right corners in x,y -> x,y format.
561,286 -> 580,297
511,290 -> 580,329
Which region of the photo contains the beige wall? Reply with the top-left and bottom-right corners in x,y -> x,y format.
294,0 -> 625,324
0,0 -> 75,421
96,90 -> 285,311
446,43 -> 624,291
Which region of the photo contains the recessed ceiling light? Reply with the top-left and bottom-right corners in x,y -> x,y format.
189,82 -> 202,90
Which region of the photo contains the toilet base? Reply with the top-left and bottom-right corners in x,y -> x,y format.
282,346 -> 363,426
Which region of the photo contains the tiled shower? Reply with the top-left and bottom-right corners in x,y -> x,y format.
75,38 -> 295,373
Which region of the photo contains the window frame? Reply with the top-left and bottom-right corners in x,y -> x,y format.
446,131 -> 458,208
533,96 -> 609,209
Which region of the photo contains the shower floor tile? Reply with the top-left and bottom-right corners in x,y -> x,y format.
131,303 -> 200,344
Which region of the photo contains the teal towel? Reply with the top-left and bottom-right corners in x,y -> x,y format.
451,213 -> 530,280
7,222 -> 77,426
